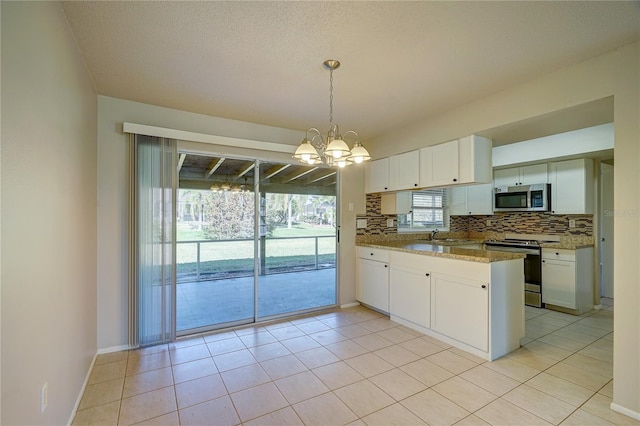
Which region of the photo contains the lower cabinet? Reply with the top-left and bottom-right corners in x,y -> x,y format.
389,264 -> 430,328
542,247 -> 593,314
430,274 -> 489,352
357,257 -> 389,313
359,247 -> 524,360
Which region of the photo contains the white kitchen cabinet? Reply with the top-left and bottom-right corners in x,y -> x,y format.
548,158 -> 594,214
542,247 -> 594,314
431,273 -> 489,352
389,264 -> 430,329
364,158 -> 390,193
420,139 -> 459,187
389,151 -> 420,190
449,183 -> 493,216
493,163 -> 548,187
384,250 -> 523,360
357,247 -> 389,313
381,192 -> 412,215
419,135 -> 492,188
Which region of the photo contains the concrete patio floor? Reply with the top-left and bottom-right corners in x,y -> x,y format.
176,268 -> 336,332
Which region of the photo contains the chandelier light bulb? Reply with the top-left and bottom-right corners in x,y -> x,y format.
301,153 -> 311,162
353,156 -> 364,164
337,160 -> 347,168
332,150 -> 343,159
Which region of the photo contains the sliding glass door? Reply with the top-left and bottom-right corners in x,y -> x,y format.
175,155 -> 337,334
256,161 -> 337,318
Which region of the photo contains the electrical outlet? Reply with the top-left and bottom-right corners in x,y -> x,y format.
486,219 -> 492,226
569,219 -> 576,228
41,382 -> 48,413
387,218 -> 395,227
356,218 -> 367,229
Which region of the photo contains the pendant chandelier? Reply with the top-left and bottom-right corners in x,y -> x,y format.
293,59 -> 371,168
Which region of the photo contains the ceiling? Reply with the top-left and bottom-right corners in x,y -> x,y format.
178,154 -> 337,194
62,1 -> 639,145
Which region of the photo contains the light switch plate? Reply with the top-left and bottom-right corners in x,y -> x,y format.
569,219 -> 576,228
356,218 -> 367,229
387,218 -> 395,227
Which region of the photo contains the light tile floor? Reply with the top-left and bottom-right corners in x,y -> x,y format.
73,298 -> 639,426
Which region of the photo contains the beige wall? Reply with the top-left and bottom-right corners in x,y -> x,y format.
368,43 -> 639,418
1,2 -> 98,425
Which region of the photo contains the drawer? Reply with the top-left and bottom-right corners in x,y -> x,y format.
357,246 -> 390,263
542,248 -> 575,262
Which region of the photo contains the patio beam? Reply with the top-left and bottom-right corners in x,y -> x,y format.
237,162 -> 255,178
262,164 -> 291,180
177,153 -> 186,172
284,167 -> 318,183
204,157 -> 225,178
309,171 -> 336,183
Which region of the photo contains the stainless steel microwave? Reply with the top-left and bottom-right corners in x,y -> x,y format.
494,184 -> 551,212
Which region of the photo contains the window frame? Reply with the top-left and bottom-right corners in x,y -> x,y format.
397,188 -> 450,233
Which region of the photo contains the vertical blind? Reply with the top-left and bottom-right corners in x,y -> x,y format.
129,134 -> 177,347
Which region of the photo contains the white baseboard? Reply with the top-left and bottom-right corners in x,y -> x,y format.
67,344 -> 131,425
97,344 -> 130,355
611,402 -> 640,421
340,302 -> 360,309
66,352 -> 98,426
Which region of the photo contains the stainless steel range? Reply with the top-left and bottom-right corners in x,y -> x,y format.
484,234 -> 559,308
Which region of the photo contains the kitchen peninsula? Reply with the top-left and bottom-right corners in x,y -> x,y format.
356,239 -> 525,361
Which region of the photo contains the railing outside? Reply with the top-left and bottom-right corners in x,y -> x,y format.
177,235 -> 336,282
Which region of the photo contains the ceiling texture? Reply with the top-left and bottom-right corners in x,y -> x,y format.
62,1 -> 639,143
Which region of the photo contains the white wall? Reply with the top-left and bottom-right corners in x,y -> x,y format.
369,43 -> 640,418
1,2 -> 98,425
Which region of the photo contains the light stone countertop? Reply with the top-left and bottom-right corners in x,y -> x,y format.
539,242 -> 594,250
357,240 -> 525,263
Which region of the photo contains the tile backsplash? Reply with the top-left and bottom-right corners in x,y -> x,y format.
356,193 -> 593,241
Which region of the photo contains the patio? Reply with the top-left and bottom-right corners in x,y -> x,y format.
176,267 -> 337,332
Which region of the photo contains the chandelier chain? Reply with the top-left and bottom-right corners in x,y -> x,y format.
329,69 -> 334,128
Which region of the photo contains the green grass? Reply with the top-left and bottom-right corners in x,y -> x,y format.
177,222 -> 335,241
176,254 -> 336,280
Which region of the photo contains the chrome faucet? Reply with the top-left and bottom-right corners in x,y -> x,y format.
431,228 -> 439,240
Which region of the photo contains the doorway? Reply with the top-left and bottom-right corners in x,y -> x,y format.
175,155 -> 338,334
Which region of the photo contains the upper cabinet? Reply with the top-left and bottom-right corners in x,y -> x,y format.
493,164 -> 548,187
364,135 -> 492,194
381,192 -> 412,215
419,135 -> 492,188
548,158 -> 594,214
389,151 -> 420,190
450,183 -> 493,216
364,158 -> 390,193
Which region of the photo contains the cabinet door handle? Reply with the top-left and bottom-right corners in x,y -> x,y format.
555,252 -> 560,255
542,260 -> 546,263
481,284 -> 487,289
384,187 -> 388,190
384,265 -> 388,268
453,178 -> 458,182
425,273 -> 430,277
414,183 -> 418,187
